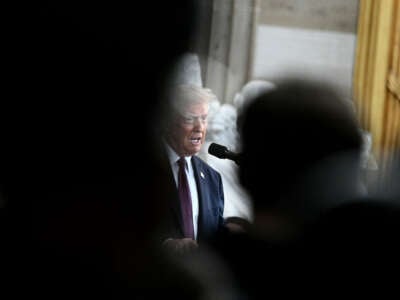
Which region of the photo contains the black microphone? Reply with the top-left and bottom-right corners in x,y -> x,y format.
208,143 -> 241,165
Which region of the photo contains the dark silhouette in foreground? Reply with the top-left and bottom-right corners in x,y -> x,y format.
210,78 -> 400,298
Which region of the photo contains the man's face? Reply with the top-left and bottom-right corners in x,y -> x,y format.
168,102 -> 208,157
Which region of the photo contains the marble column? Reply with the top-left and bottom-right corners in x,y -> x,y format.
205,0 -> 255,104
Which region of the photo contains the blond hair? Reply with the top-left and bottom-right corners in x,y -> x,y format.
168,84 -> 217,115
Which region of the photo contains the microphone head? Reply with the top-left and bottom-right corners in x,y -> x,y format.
208,143 -> 228,159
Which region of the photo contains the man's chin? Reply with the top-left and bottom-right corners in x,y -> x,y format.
186,146 -> 201,156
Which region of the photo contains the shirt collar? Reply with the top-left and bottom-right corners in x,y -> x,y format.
164,141 -> 192,167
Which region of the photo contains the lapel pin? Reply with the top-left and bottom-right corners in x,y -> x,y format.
200,171 -> 205,179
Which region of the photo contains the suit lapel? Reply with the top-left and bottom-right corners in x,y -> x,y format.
191,156 -> 205,202
191,156 -> 207,238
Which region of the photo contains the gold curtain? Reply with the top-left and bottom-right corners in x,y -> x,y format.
353,0 -> 400,171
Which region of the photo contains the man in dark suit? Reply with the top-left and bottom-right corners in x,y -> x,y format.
156,84 -> 225,254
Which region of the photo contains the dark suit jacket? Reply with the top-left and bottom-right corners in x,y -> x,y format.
161,154 -> 225,243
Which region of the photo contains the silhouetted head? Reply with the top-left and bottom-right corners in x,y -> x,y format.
4,0 -> 199,292
238,78 -> 363,213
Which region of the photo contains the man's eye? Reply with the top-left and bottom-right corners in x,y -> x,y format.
181,115 -> 207,124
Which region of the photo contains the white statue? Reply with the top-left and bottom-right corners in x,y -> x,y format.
199,100 -> 253,221
169,52 -> 203,87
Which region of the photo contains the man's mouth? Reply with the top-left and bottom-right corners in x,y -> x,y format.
190,137 -> 202,145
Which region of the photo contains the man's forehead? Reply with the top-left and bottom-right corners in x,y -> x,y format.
179,102 -> 209,113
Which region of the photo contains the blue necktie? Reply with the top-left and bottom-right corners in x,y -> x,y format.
178,157 -> 195,239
